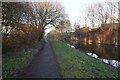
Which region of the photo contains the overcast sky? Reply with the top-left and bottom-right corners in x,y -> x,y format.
60,0 -> 105,24
45,0 -> 119,34
58,0 -> 119,26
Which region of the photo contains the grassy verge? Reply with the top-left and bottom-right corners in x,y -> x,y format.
48,38 -> 119,78
2,41 -> 42,78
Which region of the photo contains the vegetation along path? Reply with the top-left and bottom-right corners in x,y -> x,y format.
22,38 -> 61,78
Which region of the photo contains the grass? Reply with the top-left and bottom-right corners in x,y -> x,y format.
2,41 -> 42,78
48,38 -> 119,78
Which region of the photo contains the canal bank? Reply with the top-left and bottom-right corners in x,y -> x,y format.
48,38 -> 119,78
77,50 -> 120,72
73,43 -> 120,71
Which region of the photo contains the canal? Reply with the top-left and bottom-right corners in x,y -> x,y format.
74,42 -> 120,69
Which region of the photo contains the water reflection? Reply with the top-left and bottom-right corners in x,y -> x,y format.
74,43 -> 120,69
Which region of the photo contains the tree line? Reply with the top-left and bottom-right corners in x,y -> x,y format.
2,2 -> 66,53
74,0 -> 119,28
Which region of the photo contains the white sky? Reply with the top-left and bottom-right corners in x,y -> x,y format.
45,0 -> 119,34
45,0 -> 105,34
60,0 -> 105,25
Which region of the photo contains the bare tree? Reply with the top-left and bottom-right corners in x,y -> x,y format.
2,1 -> 66,41
33,2 -> 65,30
31,2 -> 66,40
2,2 -> 25,38
84,0 -> 118,28
86,4 -> 96,28
106,1 -> 118,23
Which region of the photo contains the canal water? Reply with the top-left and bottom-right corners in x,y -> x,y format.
74,43 -> 120,69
